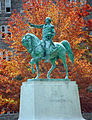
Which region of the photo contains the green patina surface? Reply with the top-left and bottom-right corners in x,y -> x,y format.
22,17 -> 74,80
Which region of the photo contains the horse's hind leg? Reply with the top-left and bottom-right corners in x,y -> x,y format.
35,61 -> 40,79
47,58 -> 56,79
60,55 -> 68,79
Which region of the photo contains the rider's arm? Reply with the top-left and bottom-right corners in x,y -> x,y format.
29,22 -> 43,28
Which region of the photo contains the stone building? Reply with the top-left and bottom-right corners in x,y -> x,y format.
0,0 -> 23,49
0,0 -> 23,60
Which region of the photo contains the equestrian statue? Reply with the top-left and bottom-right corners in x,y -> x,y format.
22,17 -> 74,80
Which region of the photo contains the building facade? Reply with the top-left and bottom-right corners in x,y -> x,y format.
0,0 -> 23,49
0,0 -> 23,61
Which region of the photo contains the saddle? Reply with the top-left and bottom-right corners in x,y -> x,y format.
40,41 -> 58,57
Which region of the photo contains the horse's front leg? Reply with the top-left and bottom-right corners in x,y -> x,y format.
35,61 -> 40,79
47,58 -> 56,79
30,58 -> 35,74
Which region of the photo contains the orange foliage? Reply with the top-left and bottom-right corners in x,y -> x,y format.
0,0 -> 92,113
0,74 -> 22,113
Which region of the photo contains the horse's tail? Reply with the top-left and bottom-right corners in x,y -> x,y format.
61,40 -> 74,64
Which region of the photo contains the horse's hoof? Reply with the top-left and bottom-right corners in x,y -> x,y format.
65,76 -> 68,80
32,69 -> 35,74
35,76 -> 39,79
47,75 -> 51,79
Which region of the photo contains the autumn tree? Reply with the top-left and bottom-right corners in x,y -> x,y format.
0,0 -> 92,113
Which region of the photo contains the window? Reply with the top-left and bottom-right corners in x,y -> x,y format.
7,32 -> 11,38
0,2 -> 1,13
3,51 -> 6,60
7,25 -> 11,38
7,26 -> 10,31
3,50 -> 9,61
6,7 -> 11,12
0,25 -> 11,39
5,0 -> 11,13
1,25 -> 6,38
2,26 -> 5,32
2,33 -> 5,38
0,50 -> 9,61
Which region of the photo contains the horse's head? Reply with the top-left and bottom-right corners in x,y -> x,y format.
22,33 -> 40,50
22,33 -> 32,49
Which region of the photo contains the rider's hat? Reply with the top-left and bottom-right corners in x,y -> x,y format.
45,17 -> 51,22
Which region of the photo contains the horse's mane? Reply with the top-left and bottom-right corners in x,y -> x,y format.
26,33 -> 40,43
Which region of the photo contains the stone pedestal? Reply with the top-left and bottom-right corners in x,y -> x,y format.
18,80 -> 85,120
